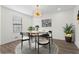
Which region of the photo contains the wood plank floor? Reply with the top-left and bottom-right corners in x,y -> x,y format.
0,39 -> 79,54
53,40 -> 79,54
0,40 -> 20,54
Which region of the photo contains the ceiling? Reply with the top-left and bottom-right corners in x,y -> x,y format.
3,5 -> 75,16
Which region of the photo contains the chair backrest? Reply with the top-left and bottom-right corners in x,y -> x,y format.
20,32 -> 29,37
20,32 -> 23,35
48,31 -> 52,38
20,32 -> 28,35
38,31 -> 52,43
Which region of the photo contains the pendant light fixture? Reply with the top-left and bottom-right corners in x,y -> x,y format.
34,5 -> 41,16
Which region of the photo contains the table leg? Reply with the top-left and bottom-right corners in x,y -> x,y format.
21,40 -> 23,51
35,35 -> 36,52
38,34 -> 39,54
29,35 -> 31,49
49,38 -> 51,53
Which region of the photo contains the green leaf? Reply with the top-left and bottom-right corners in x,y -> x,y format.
63,24 -> 73,34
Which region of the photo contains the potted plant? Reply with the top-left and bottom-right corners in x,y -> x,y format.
35,25 -> 39,31
63,24 -> 73,42
28,26 -> 35,31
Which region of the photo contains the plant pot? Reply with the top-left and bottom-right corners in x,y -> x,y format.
65,36 -> 72,42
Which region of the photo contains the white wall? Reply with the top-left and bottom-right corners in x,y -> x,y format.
33,7 -> 79,48
33,10 -> 74,40
1,6 -> 79,49
1,7 -> 33,45
73,6 -> 79,48
0,6 -> 1,45
52,10 -> 74,40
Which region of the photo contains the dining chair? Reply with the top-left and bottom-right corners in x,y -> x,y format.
20,32 -> 31,50
37,31 -> 52,54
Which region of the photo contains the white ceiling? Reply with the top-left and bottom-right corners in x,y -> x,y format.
3,5 -> 75,16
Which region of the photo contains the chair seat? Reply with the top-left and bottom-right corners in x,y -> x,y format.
38,38 -> 49,45
23,36 -> 29,40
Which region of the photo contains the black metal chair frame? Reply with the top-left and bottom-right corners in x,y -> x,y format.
37,31 -> 52,54
20,32 -> 31,50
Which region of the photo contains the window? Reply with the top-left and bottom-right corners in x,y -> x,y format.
13,16 -> 22,33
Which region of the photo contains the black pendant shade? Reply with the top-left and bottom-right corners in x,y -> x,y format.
77,10 -> 79,20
